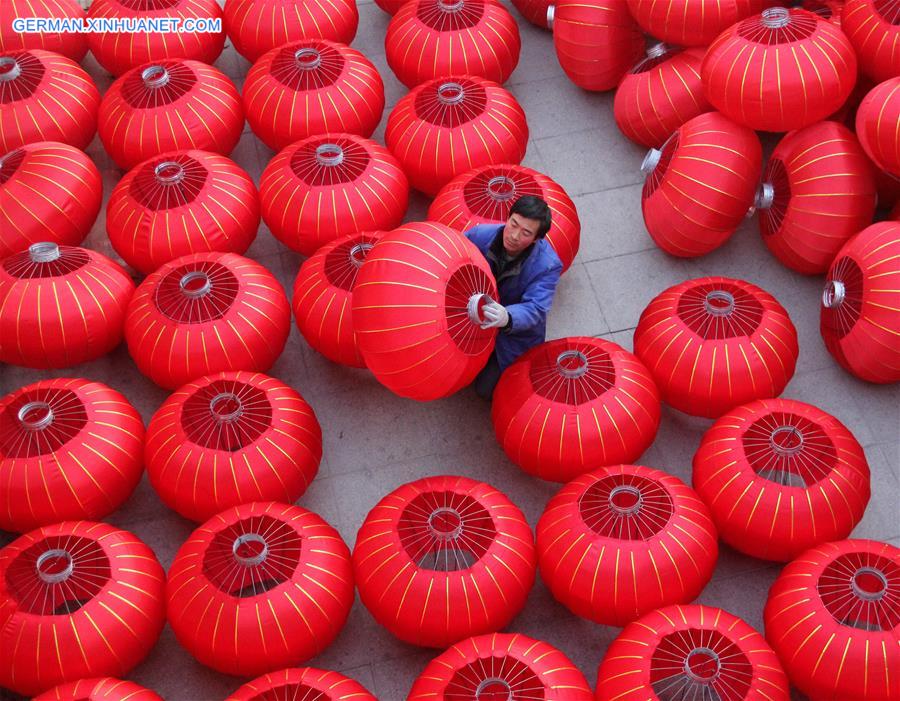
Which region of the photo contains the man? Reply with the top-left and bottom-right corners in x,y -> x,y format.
464,195 -> 563,399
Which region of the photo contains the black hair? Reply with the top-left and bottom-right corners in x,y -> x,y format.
509,195 -> 552,238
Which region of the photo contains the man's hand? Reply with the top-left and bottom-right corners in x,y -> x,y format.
480,301 -> 510,330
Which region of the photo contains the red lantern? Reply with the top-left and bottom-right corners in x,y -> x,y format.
292,230 -> 385,367
0,244 -> 135,369
597,604 -> 790,701
0,141 -> 102,259
124,252 -> 291,390
223,0 -> 359,63
87,0 -> 225,77
243,40 -> 384,151
259,134 -> 408,256
511,0 -> 553,28
641,112 -> 762,257
551,0 -> 644,92
0,379 -> 144,533
34,678 -> 163,701
765,539 -> 900,700
821,221 -> 900,383
756,121 -> 876,275
693,398 -> 870,562
428,163 -> 580,272
107,150 -> 259,275
353,475 -> 536,648
351,222 -> 499,400
633,277 -> 799,418
226,668 -> 376,701
146,371 -> 321,522
842,0 -> 900,82
856,77 -> 900,178
626,0 -> 773,46
385,0 -> 520,88
0,50 -> 99,153
492,338 -> 661,482
166,501 -> 354,676
408,633 -> 594,700
0,522 -> 166,697
385,76 -> 528,196
0,0 -> 88,61
98,59 -> 243,170
702,7 -> 857,132
803,0 -> 845,25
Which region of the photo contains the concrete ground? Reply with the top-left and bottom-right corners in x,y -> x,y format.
1,1 -> 898,699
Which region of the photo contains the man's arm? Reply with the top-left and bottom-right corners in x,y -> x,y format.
504,261 -> 562,332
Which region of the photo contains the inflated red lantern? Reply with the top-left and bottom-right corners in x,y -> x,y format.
223,0 -> 359,63
537,465 -> 717,626
428,163 -> 580,272
0,244 -> 135,368
243,40 -> 384,151
856,77 -> 900,177
352,222 -> 499,400
756,121 -> 877,274
842,0 -> 900,82
226,668 -> 377,701
597,604 -> 790,701
821,221 -> 900,383
98,59 -> 243,170
0,379 -> 144,533
551,0 -> 644,92
765,539 -> 900,700
641,112 -> 762,257
0,522 -> 166,697
626,0 -> 773,46
87,0 -> 225,77
702,7 -> 857,132
408,633 -> 594,700
167,501 -> 354,676
34,678 -> 163,701
0,50 -> 99,153
146,371 -> 321,522
353,475 -> 536,648
385,0 -> 520,88
511,0 -> 553,28
0,142 -> 102,259
124,252 -> 290,389
385,76 -> 528,196
803,0 -> 845,25
693,398 -> 870,562
259,134 -> 407,256
633,277 -> 799,418
107,150 -> 259,275
292,230 -> 384,367
492,338 -> 661,482
0,0 -> 88,61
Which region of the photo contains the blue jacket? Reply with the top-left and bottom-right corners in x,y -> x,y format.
465,223 -> 563,370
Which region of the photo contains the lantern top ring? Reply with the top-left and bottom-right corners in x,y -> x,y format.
18,401 -> 54,431
36,548 -> 75,585
0,56 -> 21,82
761,7 -> 791,28
822,280 -> 846,308
232,532 -> 269,567
142,64 -> 170,89
294,47 -> 322,70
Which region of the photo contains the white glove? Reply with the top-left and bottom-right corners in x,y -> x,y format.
480,301 -> 510,330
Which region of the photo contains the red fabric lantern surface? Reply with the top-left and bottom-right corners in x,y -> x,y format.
765,539 -> 900,700
820,221 -> 900,383
146,371 -> 321,522
492,338 -> 661,483
626,0 -> 774,46
408,633 -> 594,700
385,76 -> 528,196
551,0 -> 644,92
166,501 -> 354,676
0,379 -> 144,533
259,134 -> 407,256
107,150 -> 259,275
98,59 -> 243,170
597,604 -> 790,701
0,141 -> 102,260
87,0 -> 225,77
0,0 -> 87,61
243,40 -> 384,151
124,252 -> 290,389
34,678 -> 163,701
428,163 -> 580,272
633,277 -> 799,418
693,398 -> 870,562
756,121 -> 877,275
0,244 -> 135,369
614,45 -> 711,149
803,0 -> 845,25
385,0 -> 520,88
0,50 -> 99,153
641,112 -> 762,257
856,77 -> 900,177
351,222 -> 499,400
223,0 -> 359,63
0,522 -> 166,697
537,464 -> 717,627
226,668 -> 376,701
511,0 -> 553,28
353,475 -> 536,648
702,7 -> 857,132
842,0 -> 900,83
292,230 -> 384,367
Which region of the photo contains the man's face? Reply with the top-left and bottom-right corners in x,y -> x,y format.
503,213 -> 541,256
